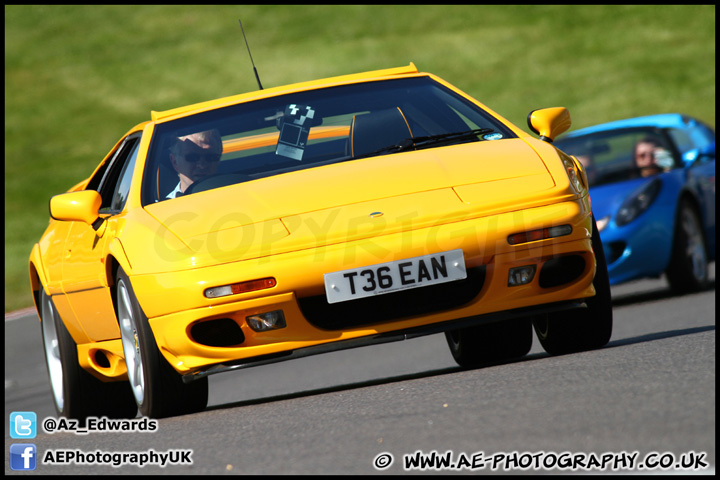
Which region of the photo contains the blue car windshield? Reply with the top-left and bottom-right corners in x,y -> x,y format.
555,127 -> 680,186
142,76 -> 516,205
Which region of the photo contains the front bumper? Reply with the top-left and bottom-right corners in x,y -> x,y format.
130,198 -> 596,377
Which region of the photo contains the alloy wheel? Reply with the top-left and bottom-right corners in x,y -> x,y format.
117,279 -> 145,406
680,207 -> 708,284
41,291 -> 64,411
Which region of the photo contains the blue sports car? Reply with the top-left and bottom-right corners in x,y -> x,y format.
555,114 -> 715,292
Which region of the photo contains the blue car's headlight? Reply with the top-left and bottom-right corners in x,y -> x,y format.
615,177 -> 662,227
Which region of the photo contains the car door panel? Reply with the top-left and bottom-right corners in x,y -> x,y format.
59,134 -> 141,342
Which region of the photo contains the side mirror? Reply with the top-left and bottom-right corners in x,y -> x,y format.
682,141 -> 716,166
49,190 -> 101,225
698,141 -> 715,160
527,107 -> 571,143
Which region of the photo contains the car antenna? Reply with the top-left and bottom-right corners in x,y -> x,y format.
238,19 -> 263,90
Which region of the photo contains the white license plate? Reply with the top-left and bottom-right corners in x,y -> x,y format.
324,249 -> 466,304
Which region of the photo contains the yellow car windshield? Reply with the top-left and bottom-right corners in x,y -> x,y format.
142,76 -> 516,204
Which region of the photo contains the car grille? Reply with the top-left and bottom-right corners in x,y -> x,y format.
297,266 -> 485,330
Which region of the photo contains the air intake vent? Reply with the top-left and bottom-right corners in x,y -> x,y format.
190,318 -> 245,347
538,255 -> 586,288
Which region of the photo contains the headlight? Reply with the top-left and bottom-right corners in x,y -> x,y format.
559,151 -> 584,193
596,215 -> 610,232
615,178 -> 662,227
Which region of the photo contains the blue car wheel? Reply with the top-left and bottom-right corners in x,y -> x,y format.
666,199 -> 709,293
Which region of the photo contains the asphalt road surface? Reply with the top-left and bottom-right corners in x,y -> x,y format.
5,266 -> 715,475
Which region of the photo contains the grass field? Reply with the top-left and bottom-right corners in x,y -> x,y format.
4,5 -> 715,312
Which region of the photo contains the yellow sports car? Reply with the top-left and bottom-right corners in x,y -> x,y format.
29,63 -> 612,419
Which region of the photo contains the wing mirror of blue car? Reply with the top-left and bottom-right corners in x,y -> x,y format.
527,107 -> 571,143
683,142 -> 715,164
684,142 -> 716,166
704,141 -> 716,158
49,190 -> 101,225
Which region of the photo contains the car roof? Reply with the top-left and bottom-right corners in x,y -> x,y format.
149,63 -> 421,124
562,113 -> 695,138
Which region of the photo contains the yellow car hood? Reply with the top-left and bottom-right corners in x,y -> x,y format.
144,139 -> 559,264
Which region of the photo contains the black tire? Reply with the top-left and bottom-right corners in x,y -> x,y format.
445,317 -> 533,368
666,199 -> 709,294
532,216 -> 613,355
115,267 -> 208,418
39,288 -> 137,422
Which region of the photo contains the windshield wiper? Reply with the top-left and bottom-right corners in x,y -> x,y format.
358,128 -> 496,158
411,128 -> 496,148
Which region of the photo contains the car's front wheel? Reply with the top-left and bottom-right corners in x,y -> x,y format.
116,267 -> 208,418
39,288 -> 137,421
532,215 -> 613,355
445,317 -> 533,368
666,199 -> 709,294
